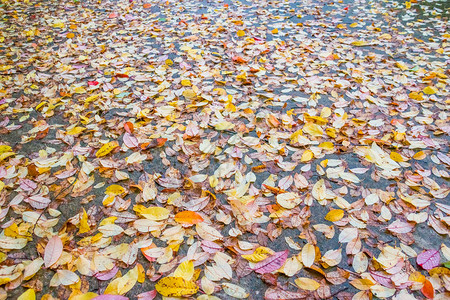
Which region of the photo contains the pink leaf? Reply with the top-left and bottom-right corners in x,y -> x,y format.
94,266 -> 119,281
370,271 -> 393,287
44,236 -> 63,268
137,290 -> 157,300
387,220 -> 414,234
25,195 -> 51,209
123,133 -> 139,149
253,250 -> 289,274
54,168 -> 77,179
92,296 -> 129,300
417,250 -> 440,270
201,241 -> 222,254
19,179 -> 37,192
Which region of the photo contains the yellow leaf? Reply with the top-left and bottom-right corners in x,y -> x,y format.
378,33 -> 392,40
301,243 -> 316,268
73,86 -> 86,94
99,216 -> 117,226
18,289 -> 35,300
350,23 -> 358,27
0,181 -> 4,193
137,263 -> 145,283
214,121 -> 235,131
242,246 -> 275,263
409,92 -> 424,101
209,175 -> 218,188
325,209 -> 344,222
295,277 -> 320,291
66,127 -> 85,135
236,71 -> 247,81
105,184 -> 126,196
301,150 -> 314,162
69,292 -> 98,300
413,151 -> 426,160
155,276 -> 199,297
350,278 -> 375,290
173,260 -> 195,281
0,152 -> 15,162
136,206 -> 170,221
0,145 -> 13,154
396,62 -> 409,71
409,271 -> 425,283
303,123 -> 323,137
78,209 -> 90,234
181,79 -> 191,86
66,33 -> 75,39
326,127 -> 336,138
182,89 -> 197,99
236,30 -> 245,37
390,152 -> 404,162
95,141 -> 119,157
104,265 -> 138,295
84,93 -> 100,105
319,142 -> 334,150
423,86 -> 437,95
225,101 -> 237,112
405,1 -> 411,9
271,28 -> 278,34
336,24 -> 346,29
102,195 -> 115,207
352,41 -> 368,46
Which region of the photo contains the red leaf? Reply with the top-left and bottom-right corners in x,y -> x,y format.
421,279 -> 434,299
88,81 -> 99,86
417,249 -> 440,270
44,236 -> 63,268
124,122 -> 134,134
253,250 -> 288,274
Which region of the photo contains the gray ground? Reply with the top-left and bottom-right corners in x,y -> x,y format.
0,0 -> 449,299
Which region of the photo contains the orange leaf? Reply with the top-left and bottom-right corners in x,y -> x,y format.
232,56 -> 247,64
175,211 -> 204,225
124,121 -> 134,134
421,279 -> 434,299
143,3 -> 151,9
267,114 -> 280,127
